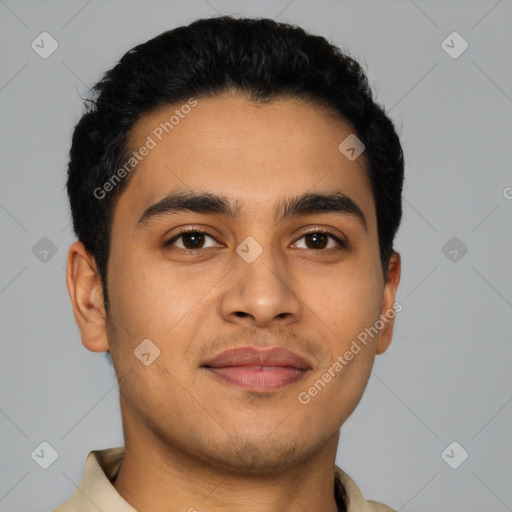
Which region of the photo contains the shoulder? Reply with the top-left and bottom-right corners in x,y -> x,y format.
335,466 -> 396,512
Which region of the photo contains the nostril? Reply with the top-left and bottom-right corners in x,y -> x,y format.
235,311 -> 249,317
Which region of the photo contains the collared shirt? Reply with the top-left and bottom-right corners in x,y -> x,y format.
55,447 -> 395,512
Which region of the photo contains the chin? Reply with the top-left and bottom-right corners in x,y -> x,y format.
194,431 -> 317,474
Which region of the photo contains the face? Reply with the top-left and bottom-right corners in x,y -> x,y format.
70,93 -> 400,473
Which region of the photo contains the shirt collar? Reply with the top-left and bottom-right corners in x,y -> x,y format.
55,447 -> 393,512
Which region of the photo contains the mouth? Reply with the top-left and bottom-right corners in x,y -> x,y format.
201,346 -> 312,392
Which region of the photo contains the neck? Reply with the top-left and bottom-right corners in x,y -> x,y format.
113,416 -> 342,512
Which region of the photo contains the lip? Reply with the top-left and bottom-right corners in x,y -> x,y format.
201,347 -> 312,392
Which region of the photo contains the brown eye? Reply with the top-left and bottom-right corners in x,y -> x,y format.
165,230 -> 219,250
305,232 -> 329,249
292,230 -> 345,250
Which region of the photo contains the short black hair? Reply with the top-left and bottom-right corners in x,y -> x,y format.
67,15 -> 404,312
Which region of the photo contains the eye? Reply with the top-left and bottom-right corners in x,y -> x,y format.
164,229 -> 221,250
292,230 -> 346,250
164,228 -> 346,253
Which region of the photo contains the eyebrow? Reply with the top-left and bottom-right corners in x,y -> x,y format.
136,190 -> 367,232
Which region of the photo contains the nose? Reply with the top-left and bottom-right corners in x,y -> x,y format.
219,243 -> 302,329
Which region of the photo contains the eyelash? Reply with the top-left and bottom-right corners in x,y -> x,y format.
164,228 -> 346,252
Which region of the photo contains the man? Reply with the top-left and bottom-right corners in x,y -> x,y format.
60,15 -> 403,512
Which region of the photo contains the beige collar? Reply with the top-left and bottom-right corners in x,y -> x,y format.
55,447 -> 394,512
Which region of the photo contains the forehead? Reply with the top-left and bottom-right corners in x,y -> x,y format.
117,93 -> 375,225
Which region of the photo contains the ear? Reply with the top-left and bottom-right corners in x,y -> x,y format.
66,241 -> 109,352
376,251 -> 401,355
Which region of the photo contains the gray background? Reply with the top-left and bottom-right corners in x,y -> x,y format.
1,0 -> 511,511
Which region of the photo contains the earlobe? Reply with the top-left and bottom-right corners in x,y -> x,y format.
376,251 -> 401,355
66,241 -> 110,353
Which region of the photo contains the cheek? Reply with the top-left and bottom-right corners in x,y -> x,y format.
107,246 -> 223,343
310,261 -> 382,336
295,346 -> 375,434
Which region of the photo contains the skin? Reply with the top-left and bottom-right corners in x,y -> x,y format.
66,92 -> 401,512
